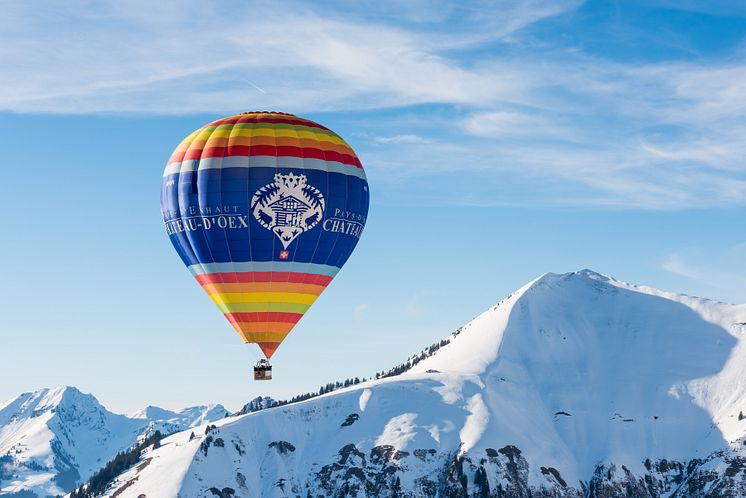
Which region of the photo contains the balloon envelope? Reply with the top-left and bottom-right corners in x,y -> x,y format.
160,112 -> 369,358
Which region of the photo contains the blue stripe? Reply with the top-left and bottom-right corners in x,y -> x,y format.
162,166 -> 369,270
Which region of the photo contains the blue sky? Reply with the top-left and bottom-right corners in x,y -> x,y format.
1,0 -> 745,413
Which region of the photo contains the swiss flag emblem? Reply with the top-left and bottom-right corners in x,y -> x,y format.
279,250 -> 289,260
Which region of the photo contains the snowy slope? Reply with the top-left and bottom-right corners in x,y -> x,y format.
408,270 -> 746,481
99,270 -> 746,497
0,387 -> 227,497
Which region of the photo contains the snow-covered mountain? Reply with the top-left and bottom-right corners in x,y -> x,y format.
97,270 -> 746,497
129,404 -> 229,436
0,386 -> 227,497
3,270 -> 746,497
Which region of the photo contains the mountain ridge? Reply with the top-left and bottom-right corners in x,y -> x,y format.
92,269 -> 746,497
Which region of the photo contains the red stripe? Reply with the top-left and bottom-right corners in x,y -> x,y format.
180,145 -> 361,167
169,146 -> 361,167
195,272 -> 334,286
169,150 -> 187,164
225,312 -> 303,324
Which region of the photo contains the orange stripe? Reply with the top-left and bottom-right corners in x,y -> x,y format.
200,282 -> 327,296
196,136 -> 355,155
232,321 -> 296,334
238,330 -> 289,343
258,342 -> 280,358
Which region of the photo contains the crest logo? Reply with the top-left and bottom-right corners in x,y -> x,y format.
251,172 -> 325,249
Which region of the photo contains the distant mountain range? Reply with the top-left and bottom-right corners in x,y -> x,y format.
0,386 -> 227,497
2,270 -> 746,497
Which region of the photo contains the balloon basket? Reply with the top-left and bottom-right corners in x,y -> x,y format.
254,359 -> 273,381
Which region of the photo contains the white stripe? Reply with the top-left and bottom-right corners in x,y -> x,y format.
163,160 -> 197,176
163,155 -> 366,179
189,261 -> 341,277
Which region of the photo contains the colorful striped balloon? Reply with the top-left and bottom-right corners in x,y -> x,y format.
160,112 -> 369,358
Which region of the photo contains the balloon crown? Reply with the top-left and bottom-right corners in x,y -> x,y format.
238,111 -> 295,116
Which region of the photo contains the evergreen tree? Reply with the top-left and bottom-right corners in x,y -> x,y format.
474,466 -> 490,497
391,475 -> 402,497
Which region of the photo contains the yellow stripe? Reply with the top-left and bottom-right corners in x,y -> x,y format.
210,128 -> 346,145
216,120 -> 340,138
178,133 -> 198,146
214,302 -> 312,314
197,136 -> 354,154
192,128 -> 218,142
177,127 -> 347,151
211,292 -> 318,305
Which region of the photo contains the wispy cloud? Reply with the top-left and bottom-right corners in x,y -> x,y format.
403,292 -> 428,317
353,303 -> 370,319
2,0 -> 745,209
663,254 -> 702,280
359,54 -> 746,208
374,134 -> 429,144
662,246 -> 746,303
0,0 -> 564,113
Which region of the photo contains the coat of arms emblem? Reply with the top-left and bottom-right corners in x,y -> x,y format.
251,172 -> 325,249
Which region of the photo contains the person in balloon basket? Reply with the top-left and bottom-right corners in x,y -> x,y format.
254,359 -> 273,380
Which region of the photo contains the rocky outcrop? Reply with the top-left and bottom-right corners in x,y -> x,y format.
293,442 -> 746,498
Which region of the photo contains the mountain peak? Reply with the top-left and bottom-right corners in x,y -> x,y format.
569,268 -> 609,279
130,405 -> 179,420
43,385 -> 95,406
532,268 -> 616,288
0,386 -> 100,423
412,269 -> 745,416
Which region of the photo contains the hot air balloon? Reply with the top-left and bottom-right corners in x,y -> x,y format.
160,112 -> 369,379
